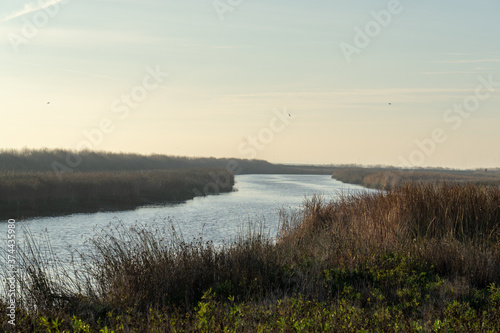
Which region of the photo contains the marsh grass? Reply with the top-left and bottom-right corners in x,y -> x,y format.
2,182 -> 500,332
0,168 -> 234,219
332,166 -> 500,190
280,183 -> 500,286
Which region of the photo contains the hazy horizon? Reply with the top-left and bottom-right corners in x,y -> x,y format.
2,0 -> 499,169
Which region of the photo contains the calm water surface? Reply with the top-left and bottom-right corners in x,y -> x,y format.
1,175 -> 372,265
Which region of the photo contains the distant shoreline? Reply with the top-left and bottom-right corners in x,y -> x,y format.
0,148 -> 336,220
332,166 -> 500,189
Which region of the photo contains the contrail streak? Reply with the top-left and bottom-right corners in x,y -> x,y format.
1,0 -> 66,23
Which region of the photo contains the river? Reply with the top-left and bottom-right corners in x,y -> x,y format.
1,174 -> 372,267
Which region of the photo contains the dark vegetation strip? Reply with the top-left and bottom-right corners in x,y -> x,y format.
0,148 -> 333,175
332,166 -> 500,189
2,182 -> 500,331
0,148 -> 335,219
0,168 -> 234,220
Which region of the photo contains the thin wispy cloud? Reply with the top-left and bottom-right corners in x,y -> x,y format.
1,0 -> 65,23
224,88 -> 479,99
19,61 -> 126,82
440,52 -> 477,56
422,71 -> 486,75
437,59 -> 500,64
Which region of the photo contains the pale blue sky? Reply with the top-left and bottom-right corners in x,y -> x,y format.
1,0 -> 499,168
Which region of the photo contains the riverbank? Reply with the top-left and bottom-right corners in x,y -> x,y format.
0,168 -> 234,220
0,148 -> 333,219
332,166 -> 500,189
3,182 -> 500,331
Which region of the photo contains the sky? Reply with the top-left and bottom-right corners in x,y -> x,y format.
1,0 -> 499,169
